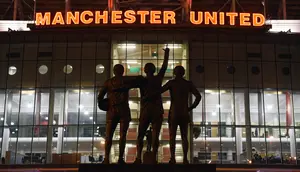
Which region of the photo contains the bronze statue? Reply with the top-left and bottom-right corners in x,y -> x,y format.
114,48 -> 170,164
161,66 -> 201,164
97,64 -> 138,164
134,47 -> 169,164
145,127 -> 152,152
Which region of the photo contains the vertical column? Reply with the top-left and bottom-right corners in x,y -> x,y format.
282,0 -> 287,19
46,89 -> 55,163
35,89 -> 41,126
231,0 -> 236,12
244,89 -> 252,162
180,0 -> 190,23
108,0 -> 116,21
263,0 -> 267,18
235,95 -> 242,163
57,90 -> 68,154
13,0 -> 18,20
257,92 -> 263,136
1,92 -> 12,159
33,0 -> 37,20
65,0 -> 70,20
286,92 -> 296,158
227,150 -> 233,161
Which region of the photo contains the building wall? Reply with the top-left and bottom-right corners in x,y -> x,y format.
0,29 -> 299,164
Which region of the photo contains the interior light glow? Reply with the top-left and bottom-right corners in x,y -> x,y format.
212,112 -> 216,116
27,103 -> 33,108
122,60 -> 140,64
118,44 -> 136,49
79,105 -> 84,109
166,44 -> 182,49
0,118 -> 4,121
22,90 -> 35,95
267,105 -> 272,110
11,122 -> 14,125
89,116 -> 93,120
84,111 -> 89,115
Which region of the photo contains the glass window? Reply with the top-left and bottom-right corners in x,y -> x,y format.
264,91 -> 280,126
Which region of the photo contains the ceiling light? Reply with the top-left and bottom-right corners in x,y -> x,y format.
89,116 -> 93,120
22,90 -> 34,95
45,117 -> 48,120
0,118 -> 3,121
205,90 -> 213,93
27,103 -> 33,108
267,105 -> 272,110
166,44 -> 182,49
212,112 -> 216,116
118,44 -> 136,49
220,90 -> 226,94
11,122 -> 14,125
122,60 -> 140,64
79,105 -> 84,109
84,111 -> 89,115
168,61 -> 179,64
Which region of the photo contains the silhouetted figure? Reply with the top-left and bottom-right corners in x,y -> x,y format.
98,64 -> 138,164
161,66 -> 201,164
89,155 -> 95,163
145,127 -> 152,152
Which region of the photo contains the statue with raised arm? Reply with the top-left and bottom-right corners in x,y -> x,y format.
113,48 -> 170,164
134,47 -> 170,164
161,66 -> 201,164
97,64 -> 138,164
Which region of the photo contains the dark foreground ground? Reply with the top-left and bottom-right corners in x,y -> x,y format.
0,164 -> 299,172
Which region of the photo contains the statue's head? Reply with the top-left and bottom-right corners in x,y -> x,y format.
113,64 -> 124,76
144,63 -> 156,75
174,66 -> 185,78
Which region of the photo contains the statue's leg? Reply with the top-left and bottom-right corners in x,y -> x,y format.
119,120 -> 130,162
179,122 -> 189,164
104,120 -> 119,164
169,121 -> 178,163
152,117 -> 162,161
136,119 -> 150,161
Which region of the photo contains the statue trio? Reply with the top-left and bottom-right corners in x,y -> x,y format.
98,47 -> 201,164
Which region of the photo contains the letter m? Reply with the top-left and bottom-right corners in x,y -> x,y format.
36,12 -> 51,25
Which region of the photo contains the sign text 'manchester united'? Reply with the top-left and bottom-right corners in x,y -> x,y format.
35,10 -> 266,27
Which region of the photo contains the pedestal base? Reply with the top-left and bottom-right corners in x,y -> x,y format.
143,151 -> 156,164
79,164 -> 216,172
